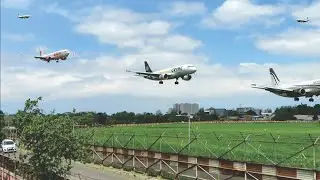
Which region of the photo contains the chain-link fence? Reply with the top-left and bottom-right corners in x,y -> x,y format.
91,131 -> 320,171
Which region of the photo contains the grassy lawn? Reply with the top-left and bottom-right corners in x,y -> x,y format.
83,122 -> 320,170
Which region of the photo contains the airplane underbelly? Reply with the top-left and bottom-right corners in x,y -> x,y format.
273,91 -> 300,98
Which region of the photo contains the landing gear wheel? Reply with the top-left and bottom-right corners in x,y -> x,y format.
175,81 -> 179,85
159,81 -> 163,84
294,97 -> 299,101
56,60 -> 59,63
309,98 -> 314,102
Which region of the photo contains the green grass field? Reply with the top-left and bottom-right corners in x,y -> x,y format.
84,122 -> 320,170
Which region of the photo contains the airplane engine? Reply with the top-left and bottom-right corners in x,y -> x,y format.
297,88 -> 313,95
159,74 -> 169,80
182,74 -> 192,81
61,57 -> 66,60
298,88 -> 306,95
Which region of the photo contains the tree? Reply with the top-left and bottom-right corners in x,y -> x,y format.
155,110 -> 162,116
272,107 -> 297,121
246,110 -> 257,116
312,115 -> 319,121
94,112 -> 107,125
0,110 -> 6,140
14,97 -> 92,179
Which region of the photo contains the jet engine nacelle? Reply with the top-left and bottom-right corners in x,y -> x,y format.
297,88 -> 314,95
298,88 -> 306,95
182,74 -> 192,81
61,57 -> 67,60
159,74 -> 169,80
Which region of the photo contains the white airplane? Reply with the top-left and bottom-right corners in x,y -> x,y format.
297,17 -> 309,23
251,68 -> 320,102
18,14 -> 31,19
34,49 -> 70,63
126,61 -> 197,85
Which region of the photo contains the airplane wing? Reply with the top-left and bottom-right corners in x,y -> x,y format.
126,70 -> 163,77
251,84 -> 294,93
34,56 -> 44,59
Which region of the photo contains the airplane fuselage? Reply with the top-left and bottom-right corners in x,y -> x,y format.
18,15 -> 31,19
269,79 -> 320,98
143,64 -> 197,81
35,49 -> 70,62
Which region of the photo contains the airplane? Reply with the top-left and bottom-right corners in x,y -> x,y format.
18,14 -> 31,19
34,49 -> 70,63
297,17 -> 309,23
126,61 -> 197,85
251,68 -> 320,102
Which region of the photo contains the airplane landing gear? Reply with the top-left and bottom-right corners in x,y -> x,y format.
175,78 -> 179,85
309,98 -> 314,102
159,81 -> 163,84
294,97 -> 299,101
56,60 -> 59,63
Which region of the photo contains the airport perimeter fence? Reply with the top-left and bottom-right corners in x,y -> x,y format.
88,131 -> 320,179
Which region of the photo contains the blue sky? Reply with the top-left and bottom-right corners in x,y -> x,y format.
1,0 -> 320,114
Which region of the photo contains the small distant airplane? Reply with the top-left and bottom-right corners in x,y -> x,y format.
17,14 -> 31,19
251,68 -> 320,102
34,49 -> 70,63
297,17 -> 309,23
126,61 -> 197,85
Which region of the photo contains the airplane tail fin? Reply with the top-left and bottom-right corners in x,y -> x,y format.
269,68 -> 280,86
144,61 -> 152,72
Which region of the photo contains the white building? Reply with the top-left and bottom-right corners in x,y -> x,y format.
173,103 -> 199,115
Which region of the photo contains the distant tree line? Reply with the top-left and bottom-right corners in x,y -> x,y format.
54,108 -> 220,127
272,104 -> 320,121
3,104 -> 320,128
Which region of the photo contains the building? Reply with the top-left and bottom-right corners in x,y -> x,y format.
237,107 -> 262,115
215,108 -> 228,117
204,107 -> 215,115
172,103 -> 199,115
237,107 -> 255,114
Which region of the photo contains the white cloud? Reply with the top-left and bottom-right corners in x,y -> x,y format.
1,0 -> 33,9
2,50 -> 320,102
73,6 -> 203,53
164,1 -> 207,17
292,0 -> 320,27
255,28 -> 320,57
202,0 -> 288,29
1,32 -> 34,42
2,3 -> 320,108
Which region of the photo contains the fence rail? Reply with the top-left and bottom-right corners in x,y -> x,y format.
90,146 -> 320,180
91,132 -> 320,171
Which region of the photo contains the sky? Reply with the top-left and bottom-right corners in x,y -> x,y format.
1,0 -> 320,114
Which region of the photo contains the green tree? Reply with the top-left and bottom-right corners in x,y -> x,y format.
14,97 -> 92,179
94,112 -> 107,125
0,110 -> 6,140
246,110 -> 257,116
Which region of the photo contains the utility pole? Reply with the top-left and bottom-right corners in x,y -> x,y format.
176,113 -> 193,151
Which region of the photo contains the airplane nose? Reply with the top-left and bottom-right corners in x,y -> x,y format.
191,67 -> 197,73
